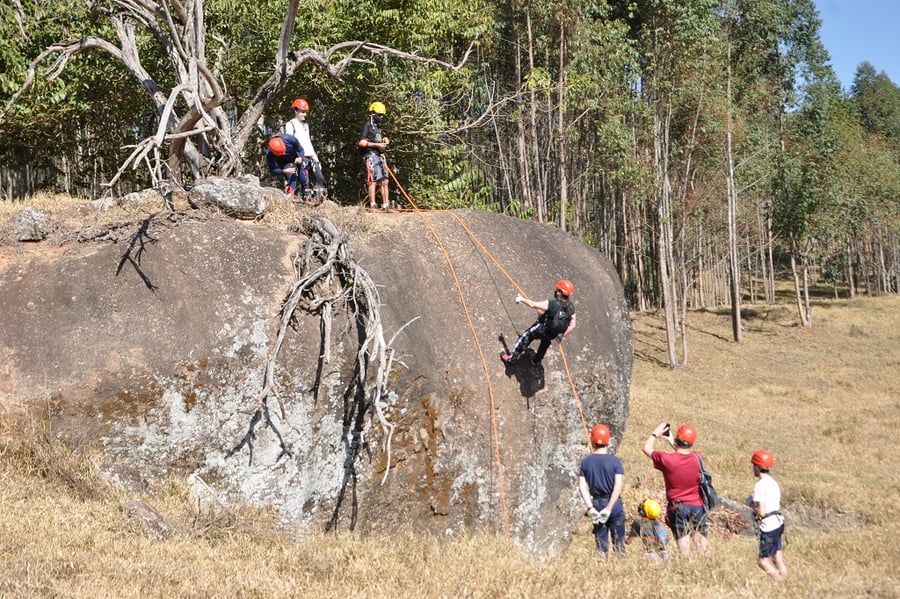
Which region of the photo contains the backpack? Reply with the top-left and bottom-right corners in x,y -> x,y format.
541,299 -> 572,336
695,453 -> 719,510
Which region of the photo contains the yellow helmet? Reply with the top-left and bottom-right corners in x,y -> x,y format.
641,498 -> 662,520
369,101 -> 387,115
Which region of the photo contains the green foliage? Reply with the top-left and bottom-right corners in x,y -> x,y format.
1,0 -> 896,303
851,62 -> 900,153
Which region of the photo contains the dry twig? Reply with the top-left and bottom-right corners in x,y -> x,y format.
228,215 -> 413,482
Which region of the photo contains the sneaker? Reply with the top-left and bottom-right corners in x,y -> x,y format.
286,187 -> 296,200
382,204 -> 393,213
370,202 -> 377,209
501,353 -> 512,364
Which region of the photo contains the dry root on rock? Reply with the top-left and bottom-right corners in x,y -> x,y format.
228,214 -> 412,483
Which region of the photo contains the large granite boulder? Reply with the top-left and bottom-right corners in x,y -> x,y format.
0,206 -> 631,556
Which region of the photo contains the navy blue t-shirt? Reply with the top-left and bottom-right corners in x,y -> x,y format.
266,133 -> 303,176
579,453 -> 625,518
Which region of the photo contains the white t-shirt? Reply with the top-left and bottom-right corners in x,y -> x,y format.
285,119 -> 316,160
753,475 -> 785,532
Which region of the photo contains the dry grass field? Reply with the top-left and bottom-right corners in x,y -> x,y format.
1,195 -> 899,597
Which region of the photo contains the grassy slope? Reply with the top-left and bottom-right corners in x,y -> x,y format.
1,199 -> 898,596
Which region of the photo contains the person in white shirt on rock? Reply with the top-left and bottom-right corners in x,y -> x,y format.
285,98 -> 326,202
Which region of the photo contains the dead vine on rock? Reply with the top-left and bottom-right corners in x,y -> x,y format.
228,214 -> 413,483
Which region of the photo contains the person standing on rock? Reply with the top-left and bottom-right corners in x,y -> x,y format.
284,98 -> 326,202
578,423 -> 626,558
502,279 -> 576,366
642,422 -> 710,559
358,101 -> 391,211
747,449 -> 788,581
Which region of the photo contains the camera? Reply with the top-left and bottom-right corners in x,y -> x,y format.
662,423 -> 670,436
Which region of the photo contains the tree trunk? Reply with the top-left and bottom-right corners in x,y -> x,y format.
790,234 -> 812,327
725,49 -> 742,342
655,103 -> 680,367
526,10 -> 544,222
557,24 -> 568,233
846,236 -> 857,298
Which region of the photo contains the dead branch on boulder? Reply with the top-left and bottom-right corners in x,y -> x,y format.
228,214 -> 414,480
1,0 -> 473,184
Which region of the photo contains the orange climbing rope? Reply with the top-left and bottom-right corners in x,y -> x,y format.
440,211 -> 590,445
386,165 -> 512,540
383,166 -> 594,538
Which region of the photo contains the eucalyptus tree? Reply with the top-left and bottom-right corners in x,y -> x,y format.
852,62 -> 900,150
844,68 -> 900,295
611,0 -> 720,367
722,0 -> 835,326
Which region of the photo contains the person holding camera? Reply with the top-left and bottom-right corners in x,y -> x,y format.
578,423 -> 626,558
642,422 -> 709,559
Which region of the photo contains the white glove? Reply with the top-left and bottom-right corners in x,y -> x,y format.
597,508 -> 611,524
588,507 -> 602,524
515,295 -> 524,304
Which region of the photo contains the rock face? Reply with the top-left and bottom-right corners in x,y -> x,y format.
0,207 -> 632,555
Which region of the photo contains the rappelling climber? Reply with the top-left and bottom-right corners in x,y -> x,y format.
502,279 -> 576,366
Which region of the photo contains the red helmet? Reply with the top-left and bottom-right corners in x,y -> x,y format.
590,424 -> 611,447
291,98 -> 309,112
268,136 -> 287,156
752,450 -> 775,469
556,279 -> 575,297
675,424 -> 697,446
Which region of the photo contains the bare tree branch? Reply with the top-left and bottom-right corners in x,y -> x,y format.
228,215 -> 414,478
2,0 -> 474,183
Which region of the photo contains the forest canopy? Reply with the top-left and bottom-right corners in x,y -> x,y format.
1,0 -> 898,359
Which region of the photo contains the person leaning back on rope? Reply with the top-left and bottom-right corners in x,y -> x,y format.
501,279 -> 576,366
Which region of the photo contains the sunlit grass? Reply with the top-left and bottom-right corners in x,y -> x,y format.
1,236 -> 898,596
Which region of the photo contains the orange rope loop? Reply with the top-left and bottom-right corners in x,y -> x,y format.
386,165 -> 511,540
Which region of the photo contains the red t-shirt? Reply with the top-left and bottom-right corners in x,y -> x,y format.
651,451 -> 704,506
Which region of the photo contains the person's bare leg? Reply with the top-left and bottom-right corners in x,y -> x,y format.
367,182 -> 376,207
773,550 -> 788,580
694,533 -> 709,556
757,556 -> 785,580
379,178 -> 390,208
676,535 -> 692,559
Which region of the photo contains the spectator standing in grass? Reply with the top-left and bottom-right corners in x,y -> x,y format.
642,422 -> 709,559
578,423 -> 626,558
747,449 -> 788,581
